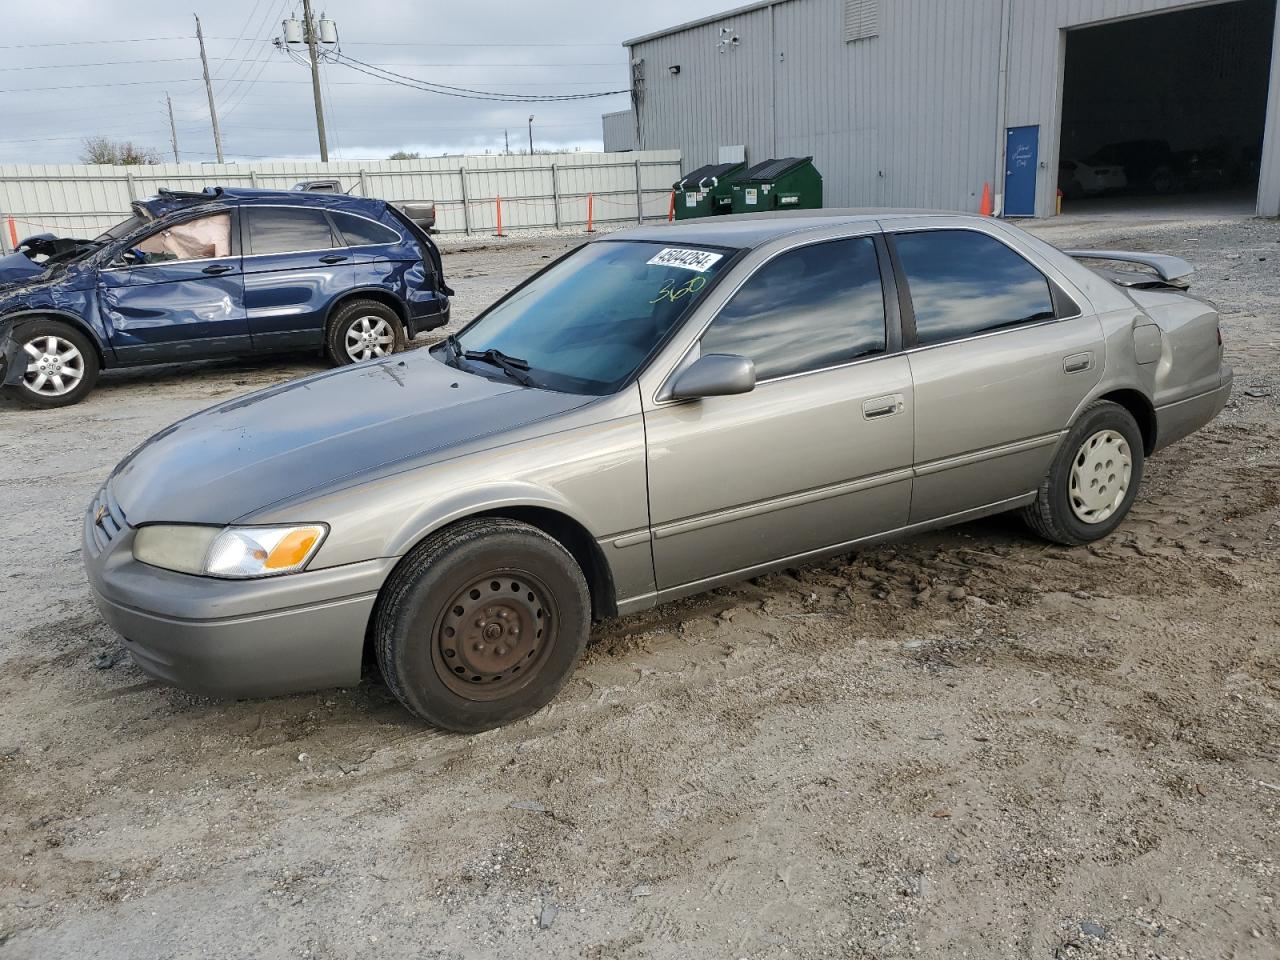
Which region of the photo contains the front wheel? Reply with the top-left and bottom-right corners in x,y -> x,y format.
374,518 -> 591,732
1021,400 -> 1145,545
325,299 -> 405,366
3,319 -> 99,408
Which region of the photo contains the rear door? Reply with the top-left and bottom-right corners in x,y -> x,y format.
98,209 -> 250,363
240,204 -> 353,351
886,219 -> 1103,522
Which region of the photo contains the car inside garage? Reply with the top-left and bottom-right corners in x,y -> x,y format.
1057,0 -> 1278,215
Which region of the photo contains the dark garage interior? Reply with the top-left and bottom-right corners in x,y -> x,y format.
1058,0 -> 1277,214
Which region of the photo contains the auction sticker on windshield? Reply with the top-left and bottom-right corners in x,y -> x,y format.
646,247 -> 724,272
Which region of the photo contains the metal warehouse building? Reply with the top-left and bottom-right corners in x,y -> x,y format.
615,0 -> 1280,217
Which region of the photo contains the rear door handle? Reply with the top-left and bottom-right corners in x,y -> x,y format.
1063,352 -> 1094,374
319,254 -> 349,264
862,394 -> 905,420
202,264 -> 234,275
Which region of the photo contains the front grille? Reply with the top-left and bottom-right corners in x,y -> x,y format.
86,484 -> 128,556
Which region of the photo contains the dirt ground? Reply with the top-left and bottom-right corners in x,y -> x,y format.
0,213 -> 1277,960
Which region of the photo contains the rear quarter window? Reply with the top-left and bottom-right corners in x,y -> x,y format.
331,212 -> 401,247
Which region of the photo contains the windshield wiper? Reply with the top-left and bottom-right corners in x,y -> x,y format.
440,333 -> 462,369
463,347 -> 536,387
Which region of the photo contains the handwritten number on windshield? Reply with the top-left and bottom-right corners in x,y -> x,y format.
650,274 -> 707,304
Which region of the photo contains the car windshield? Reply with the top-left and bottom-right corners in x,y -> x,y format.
452,240 -> 734,395
94,213 -> 151,242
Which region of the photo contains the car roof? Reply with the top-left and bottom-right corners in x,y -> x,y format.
138,187 -> 386,220
607,208 -> 980,250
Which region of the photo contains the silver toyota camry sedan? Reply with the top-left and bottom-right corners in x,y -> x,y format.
83,211 -> 1232,731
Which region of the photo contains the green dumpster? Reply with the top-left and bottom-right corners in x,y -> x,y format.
672,161 -> 745,220
729,157 -> 823,214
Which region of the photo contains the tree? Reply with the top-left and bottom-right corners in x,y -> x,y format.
80,136 -> 163,166
387,150 -> 422,160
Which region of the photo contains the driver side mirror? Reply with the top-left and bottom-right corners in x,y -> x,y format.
669,353 -> 756,400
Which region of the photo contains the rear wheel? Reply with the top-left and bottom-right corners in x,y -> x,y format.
325,299 -> 405,366
3,319 -> 99,408
1021,400 -> 1145,545
374,518 -> 590,732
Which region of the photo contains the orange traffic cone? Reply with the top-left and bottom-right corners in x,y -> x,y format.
979,182 -> 993,217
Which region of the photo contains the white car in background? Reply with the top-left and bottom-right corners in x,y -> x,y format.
1059,158 -> 1128,198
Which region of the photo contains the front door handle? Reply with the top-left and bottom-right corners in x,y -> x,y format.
1063,352 -> 1094,374
319,254 -> 349,264
202,264 -> 234,275
862,394 -> 905,420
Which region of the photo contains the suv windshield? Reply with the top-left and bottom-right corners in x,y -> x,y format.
94,213 -> 151,243
452,240 -> 733,395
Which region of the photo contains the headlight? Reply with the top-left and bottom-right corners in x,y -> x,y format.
133,524 -> 327,578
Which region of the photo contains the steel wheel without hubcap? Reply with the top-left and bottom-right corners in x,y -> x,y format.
344,316 -> 395,362
22,334 -> 85,397
1069,428 -> 1132,524
432,572 -> 557,701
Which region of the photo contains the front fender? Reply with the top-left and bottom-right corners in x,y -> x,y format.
383,481 -> 600,560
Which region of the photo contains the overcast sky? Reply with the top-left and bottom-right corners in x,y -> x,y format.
0,0 -> 729,164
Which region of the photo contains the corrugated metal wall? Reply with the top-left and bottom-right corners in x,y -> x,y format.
627,0 -> 1280,217
0,150 -> 683,249
602,110 -> 639,151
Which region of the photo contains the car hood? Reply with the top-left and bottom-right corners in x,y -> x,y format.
109,350 -> 594,525
0,251 -> 43,287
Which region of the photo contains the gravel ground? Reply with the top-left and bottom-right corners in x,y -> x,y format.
0,213 -> 1277,960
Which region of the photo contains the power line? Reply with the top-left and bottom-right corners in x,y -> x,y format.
0,78 -> 202,94
0,57 -> 198,72
0,36 -> 194,50
331,52 -> 629,101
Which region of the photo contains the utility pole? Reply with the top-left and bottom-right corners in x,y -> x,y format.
166,92 -> 180,163
302,0 -> 329,161
504,129 -> 509,155
528,115 -> 534,155
194,15 -> 224,163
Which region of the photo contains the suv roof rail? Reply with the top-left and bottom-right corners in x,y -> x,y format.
156,186 -> 224,200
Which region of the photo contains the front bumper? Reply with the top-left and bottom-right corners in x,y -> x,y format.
82,487 -> 394,698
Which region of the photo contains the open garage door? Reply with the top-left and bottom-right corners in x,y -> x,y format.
1058,0 -> 1277,217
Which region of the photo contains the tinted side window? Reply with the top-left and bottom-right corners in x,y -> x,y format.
700,237 -> 886,381
332,211 -> 401,247
893,230 -> 1055,346
246,207 -> 336,256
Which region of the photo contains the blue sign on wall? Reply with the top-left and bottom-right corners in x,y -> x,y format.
1004,125 -> 1039,217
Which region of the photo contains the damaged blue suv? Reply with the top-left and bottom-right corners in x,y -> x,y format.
0,187 -> 451,407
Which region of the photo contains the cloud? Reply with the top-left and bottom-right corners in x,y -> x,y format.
0,0 -> 727,163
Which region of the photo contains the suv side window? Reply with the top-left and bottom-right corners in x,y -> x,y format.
245,206 -> 337,256
699,237 -> 886,381
893,230 -> 1056,346
331,212 -> 401,247
132,212 -> 231,264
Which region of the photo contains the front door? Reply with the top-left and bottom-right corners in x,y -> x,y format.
887,222 -> 1103,522
240,204 -> 353,352
642,234 -> 915,593
99,210 -> 250,363
1004,124 -> 1039,217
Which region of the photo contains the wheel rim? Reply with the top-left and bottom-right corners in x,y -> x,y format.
1069,429 -> 1132,524
432,572 -> 558,701
22,334 -> 85,397
344,316 -> 395,362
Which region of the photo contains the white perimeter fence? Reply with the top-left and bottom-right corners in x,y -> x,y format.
0,150 -> 683,252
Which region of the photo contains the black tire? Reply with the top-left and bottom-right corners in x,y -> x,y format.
374,517 -> 591,732
1022,400 -> 1145,546
324,299 -> 405,366
2,318 -> 99,408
